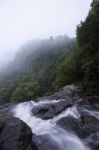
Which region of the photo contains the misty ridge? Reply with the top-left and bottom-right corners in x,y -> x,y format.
0,0 -> 91,71
0,35 -> 72,73
0,35 -> 77,103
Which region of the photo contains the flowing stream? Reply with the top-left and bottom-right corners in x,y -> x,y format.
13,100 -> 91,150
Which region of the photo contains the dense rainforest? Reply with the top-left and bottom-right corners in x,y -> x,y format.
0,0 -> 99,104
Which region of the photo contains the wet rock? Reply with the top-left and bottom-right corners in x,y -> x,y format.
56,104 -> 99,139
84,96 -> 99,104
76,96 -> 99,110
0,84 -> 99,150
32,99 -> 72,119
80,113 -> 99,138
0,104 -> 38,150
86,132 -> 99,150
33,134 -> 60,150
0,103 -> 14,119
56,116 -> 82,136
94,142 -> 99,150
48,85 -> 81,100
0,116 -> 38,150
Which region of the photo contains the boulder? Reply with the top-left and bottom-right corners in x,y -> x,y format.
0,116 -> 38,150
32,99 -> 72,119
48,85 -> 81,100
33,134 -> 60,150
56,116 -> 84,137
80,112 -> 99,137
77,96 -> 99,108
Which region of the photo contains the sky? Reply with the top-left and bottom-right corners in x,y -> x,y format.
0,0 -> 92,67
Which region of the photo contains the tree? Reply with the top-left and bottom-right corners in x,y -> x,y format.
11,76 -> 40,102
76,0 -> 99,94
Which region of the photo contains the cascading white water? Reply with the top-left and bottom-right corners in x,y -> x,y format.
13,100 -> 90,150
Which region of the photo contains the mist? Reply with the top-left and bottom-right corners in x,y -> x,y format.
0,0 -> 92,69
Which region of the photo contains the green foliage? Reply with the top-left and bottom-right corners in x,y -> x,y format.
11,76 -> 40,102
76,0 -> 99,94
0,37 -> 78,103
53,45 -> 82,90
0,83 -> 16,104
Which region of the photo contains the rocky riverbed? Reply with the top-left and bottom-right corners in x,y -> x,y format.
0,85 -> 99,150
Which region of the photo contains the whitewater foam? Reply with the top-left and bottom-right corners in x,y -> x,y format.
13,100 -> 90,150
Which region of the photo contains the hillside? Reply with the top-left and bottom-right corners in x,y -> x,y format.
0,0 -> 99,104
0,36 -> 78,103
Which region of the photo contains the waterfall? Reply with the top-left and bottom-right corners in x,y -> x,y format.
13,100 -> 91,150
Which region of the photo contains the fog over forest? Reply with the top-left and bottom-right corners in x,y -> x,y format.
0,0 -> 92,69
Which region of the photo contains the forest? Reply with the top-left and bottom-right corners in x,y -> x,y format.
0,0 -> 99,104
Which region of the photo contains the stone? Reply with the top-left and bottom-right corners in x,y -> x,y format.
32,99 -> 72,119
0,115 -> 38,150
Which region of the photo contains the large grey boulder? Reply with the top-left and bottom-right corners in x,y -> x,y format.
0,116 -> 38,150
0,103 -> 38,150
